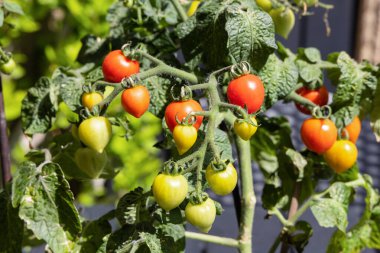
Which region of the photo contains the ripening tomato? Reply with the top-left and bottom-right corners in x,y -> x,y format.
74,148 -> 108,178
78,116 -> 112,153
185,197 -> 216,233
301,118 -> 337,154
323,140 -> 358,173
227,74 -> 265,114
121,85 -> 150,118
342,116 -> 361,143
234,117 -> 258,141
269,7 -> 295,39
295,86 -> 329,115
82,92 -> 103,111
152,173 -> 188,211
173,125 -> 197,155
0,58 -> 16,75
165,100 -> 203,132
206,163 -> 238,196
102,50 -> 140,83
256,0 -> 272,12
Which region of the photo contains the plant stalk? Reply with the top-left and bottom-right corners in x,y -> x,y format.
0,75 -> 12,188
236,138 -> 255,253
185,231 -> 239,248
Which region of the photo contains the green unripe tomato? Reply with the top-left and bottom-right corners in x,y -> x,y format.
74,147 -> 108,178
152,173 -> 188,211
234,117 -> 258,141
206,163 -> 238,196
78,116 -> 112,153
294,0 -> 318,7
269,6 -> 295,39
0,58 -> 16,75
185,197 -> 216,233
256,0 -> 272,12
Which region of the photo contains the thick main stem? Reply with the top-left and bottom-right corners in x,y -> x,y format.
236,138 -> 255,253
0,75 -> 12,188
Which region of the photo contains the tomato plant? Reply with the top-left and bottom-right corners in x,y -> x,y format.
323,140 -> 358,173
152,173 -> 188,211
121,85 -> 150,118
165,99 -> 203,132
2,1 -> 380,253
0,58 -> 16,75
185,197 -> 216,233
102,50 -> 140,83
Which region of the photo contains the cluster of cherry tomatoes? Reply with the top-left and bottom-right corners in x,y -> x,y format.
295,86 -> 361,173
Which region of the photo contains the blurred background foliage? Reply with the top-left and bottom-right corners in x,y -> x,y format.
1,0 -> 162,204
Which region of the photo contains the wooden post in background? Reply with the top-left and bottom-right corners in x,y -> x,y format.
355,0 -> 380,63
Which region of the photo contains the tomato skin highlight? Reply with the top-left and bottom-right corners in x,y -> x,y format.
74,147 -> 108,178
227,74 -> 265,114
300,118 -> 337,154
173,125 -> 197,155
121,85 -> 150,118
78,116 -> 112,153
0,58 -> 16,75
165,100 -> 203,132
102,50 -> 140,83
82,92 -> 103,111
342,116 -> 361,143
185,198 -> 216,233
152,174 -> 188,212
206,163 -> 238,196
323,140 -> 358,173
295,86 -> 329,115
234,117 -> 258,141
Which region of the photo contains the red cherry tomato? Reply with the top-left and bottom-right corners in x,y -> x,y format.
295,86 -> 329,115
227,74 -> 265,114
341,116 -> 361,143
164,100 -> 203,132
102,50 -> 140,83
300,118 -> 337,154
121,85 -> 150,118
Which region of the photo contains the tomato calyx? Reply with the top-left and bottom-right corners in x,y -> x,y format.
170,85 -> 193,101
188,191 -> 209,205
162,160 -> 185,175
120,43 -> 140,61
209,159 -> 231,172
311,105 -> 332,119
230,61 -> 251,79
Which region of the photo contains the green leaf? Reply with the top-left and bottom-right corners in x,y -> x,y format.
0,191 -> 24,253
262,184 -> 288,210
225,6 -> 277,70
12,161 -> 37,207
214,200 -> 224,215
297,47 -> 321,63
156,223 -> 184,242
328,182 -> 352,206
282,148 -> 307,181
146,76 -> 172,118
289,220 -> 313,253
21,77 -> 56,135
296,60 -> 323,89
116,187 -> 146,225
3,1 -> 24,15
75,220 -> 112,253
139,232 -> 162,253
310,198 -> 348,232
17,162 -> 81,253
258,54 -> 298,109
370,81 -> 380,141
204,128 -> 233,166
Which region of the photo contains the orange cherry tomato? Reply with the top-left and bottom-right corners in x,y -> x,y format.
301,118 -> 337,154
121,85 -> 150,118
342,116 -> 361,143
295,86 -> 329,115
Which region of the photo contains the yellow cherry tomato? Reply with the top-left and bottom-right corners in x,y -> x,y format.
185,197 -> 216,233
323,140 -> 358,173
78,116 -> 112,153
173,125 -> 197,155
256,0 -> 272,12
152,173 -> 188,211
206,162 -> 238,196
74,147 -> 108,178
234,117 -> 258,141
81,92 -> 103,111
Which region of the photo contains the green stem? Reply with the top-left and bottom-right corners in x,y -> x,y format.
218,102 -> 248,120
185,231 -> 239,248
93,80 -> 118,88
177,150 -> 201,167
285,91 -> 317,109
169,0 -> 188,22
268,233 -> 282,253
235,138 -> 255,253
98,86 -> 124,108
189,83 -> 212,90
268,208 -> 292,227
